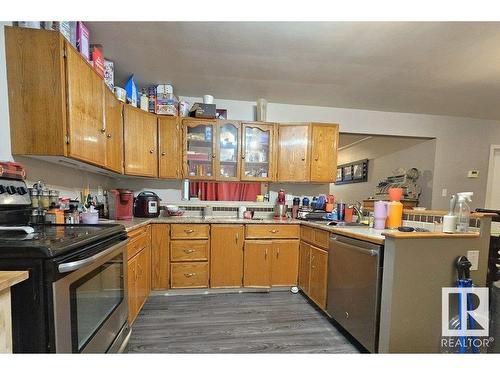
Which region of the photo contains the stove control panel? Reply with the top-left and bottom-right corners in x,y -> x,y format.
0,178 -> 31,206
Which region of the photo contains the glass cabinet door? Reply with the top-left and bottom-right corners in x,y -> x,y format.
242,123 -> 274,181
217,121 -> 240,180
185,121 -> 216,179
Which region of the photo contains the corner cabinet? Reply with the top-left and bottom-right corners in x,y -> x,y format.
241,122 -> 276,181
123,106 -> 158,177
5,26 -> 123,173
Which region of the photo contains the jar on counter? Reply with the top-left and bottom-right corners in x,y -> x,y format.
40,190 -> 50,209
49,190 -> 59,207
30,191 -> 40,208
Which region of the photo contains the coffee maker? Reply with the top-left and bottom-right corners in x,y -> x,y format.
108,189 -> 134,220
274,189 -> 287,219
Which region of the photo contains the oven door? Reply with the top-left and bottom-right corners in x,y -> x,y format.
52,239 -> 129,353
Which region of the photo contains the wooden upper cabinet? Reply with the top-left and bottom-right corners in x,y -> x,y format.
104,87 -> 123,173
277,125 -> 311,182
158,116 -> 181,179
183,119 -> 217,180
65,42 -> 106,166
215,120 -> 241,181
211,225 -> 244,288
243,240 -> 272,288
123,105 -> 158,177
5,27 -> 67,156
310,123 -> 339,182
241,122 -> 276,181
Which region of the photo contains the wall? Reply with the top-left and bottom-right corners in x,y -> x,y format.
331,139 -> 436,208
180,96 -> 500,209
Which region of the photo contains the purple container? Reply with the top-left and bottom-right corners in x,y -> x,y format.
374,201 -> 388,229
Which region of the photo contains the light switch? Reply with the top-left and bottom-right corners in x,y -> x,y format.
467,170 -> 479,178
441,188 -> 447,197
467,250 -> 479,271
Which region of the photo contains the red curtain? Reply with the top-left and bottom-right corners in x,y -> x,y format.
189,182 -> 261,201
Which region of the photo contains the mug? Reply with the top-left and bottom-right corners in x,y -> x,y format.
203,95 -> 214,104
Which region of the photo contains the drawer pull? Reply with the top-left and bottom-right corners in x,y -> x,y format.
183,249 -> 196,254
184,272 -> 197,278
184,229 -> 194,234
270,229 -> 279,233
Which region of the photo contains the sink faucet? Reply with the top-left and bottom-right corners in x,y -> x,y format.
353,201 -> 364,223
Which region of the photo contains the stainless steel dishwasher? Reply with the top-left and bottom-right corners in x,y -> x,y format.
327,234 -> 383,353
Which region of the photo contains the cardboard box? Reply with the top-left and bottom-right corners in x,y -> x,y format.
76,22 -> 90,61
90,46 -> 105,79
189,103 -> 216,119
155,84 -> 177,116
104,60 -> 114,90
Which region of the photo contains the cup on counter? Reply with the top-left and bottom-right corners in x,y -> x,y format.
344,207 -> 353,223
243,210 -> 254,219
256,195 -> 264,202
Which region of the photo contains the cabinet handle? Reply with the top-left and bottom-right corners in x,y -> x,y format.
345,312 -> 349,319
314,156 -> 319,161
212,154 -> 216,159
100,128 -> 106,133
301,157 -> 306,161
235,233 -> 239,244
277,248 -> 280,258
184,229 -> 194,234
161,152 -> 166,156
107,134 -> 112,138
241,155 -> 246,160
270,229 -> 279,233
149,149 -> 154,154
184,273 -> 196,278
265,249 -> 268,259
183,249 -> 196,254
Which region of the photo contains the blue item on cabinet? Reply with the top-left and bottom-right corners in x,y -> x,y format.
125,75 -> 138,107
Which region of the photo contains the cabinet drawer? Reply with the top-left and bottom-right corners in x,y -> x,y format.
245,224 -> 299,239
300,226 -> 329,249
171,240 -> 209,261
127,225 -> 151,260
170,262 -> 209,288
171,224 -> 210,239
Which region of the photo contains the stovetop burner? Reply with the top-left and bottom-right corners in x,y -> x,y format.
0,223 -> 126,258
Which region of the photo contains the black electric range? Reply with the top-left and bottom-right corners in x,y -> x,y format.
0,176 -> 129,353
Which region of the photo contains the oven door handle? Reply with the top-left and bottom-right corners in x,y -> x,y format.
58,240 -> 129,273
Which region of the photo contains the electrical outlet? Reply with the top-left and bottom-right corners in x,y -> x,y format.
467,170 -> 479,178
441,188 -> 448,197
467,250 -> 479,271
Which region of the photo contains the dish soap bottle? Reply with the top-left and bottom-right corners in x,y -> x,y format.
455,192 -> 473,232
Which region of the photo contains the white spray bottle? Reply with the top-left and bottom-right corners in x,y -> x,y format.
455,192 -> 473,232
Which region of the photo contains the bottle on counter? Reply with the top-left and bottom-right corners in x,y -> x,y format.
456,192 -> 473,232
292,197 -> 300,219
386,188 -> 403,229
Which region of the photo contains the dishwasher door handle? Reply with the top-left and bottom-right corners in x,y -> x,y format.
330,237 -> 379,257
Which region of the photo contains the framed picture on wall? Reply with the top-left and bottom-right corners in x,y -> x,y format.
343,166 -> 352,181
336,167 -> 342,182
335,159 -> 369,185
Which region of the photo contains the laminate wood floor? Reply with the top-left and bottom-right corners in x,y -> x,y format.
127,291 -> 360,353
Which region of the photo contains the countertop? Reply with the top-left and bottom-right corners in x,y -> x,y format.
100,216 -> 479,245
0,271 -> 29,293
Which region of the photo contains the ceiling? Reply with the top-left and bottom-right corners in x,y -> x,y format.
87,22 -> 500,120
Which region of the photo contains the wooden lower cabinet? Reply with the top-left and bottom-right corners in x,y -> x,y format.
243,240 -> 272,287
151,224 -> 169,290
211,225 -> 244,288
170,262 -> 209,288
271,240 -> 299,286
298,241 -> 311,294
127,244 -> 151,325
308,246 -> 328,310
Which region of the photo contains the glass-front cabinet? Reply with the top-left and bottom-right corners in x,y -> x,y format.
183,119 -> 216,180
241,122 -> 275,181
216,120 -> 241,180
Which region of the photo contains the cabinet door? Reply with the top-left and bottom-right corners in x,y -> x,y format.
65,43 -> 106,166
104,86 -> 123,173
309,246 -> 328,310
136,246 -> 151,313
271,240 -> 299,286
183,119 -> 216,180
123,105 -> 158,177
241,123 -> 275,181
151,224 -> 169,290
211,225 -> 244,288
216,120 -> 241,181
298,241 -> 311,294
277,125 -> 310,182
243,240 -> 272,288
310,124 -> 339,182
158,116 -> 181,179
127,255 -> 138,325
